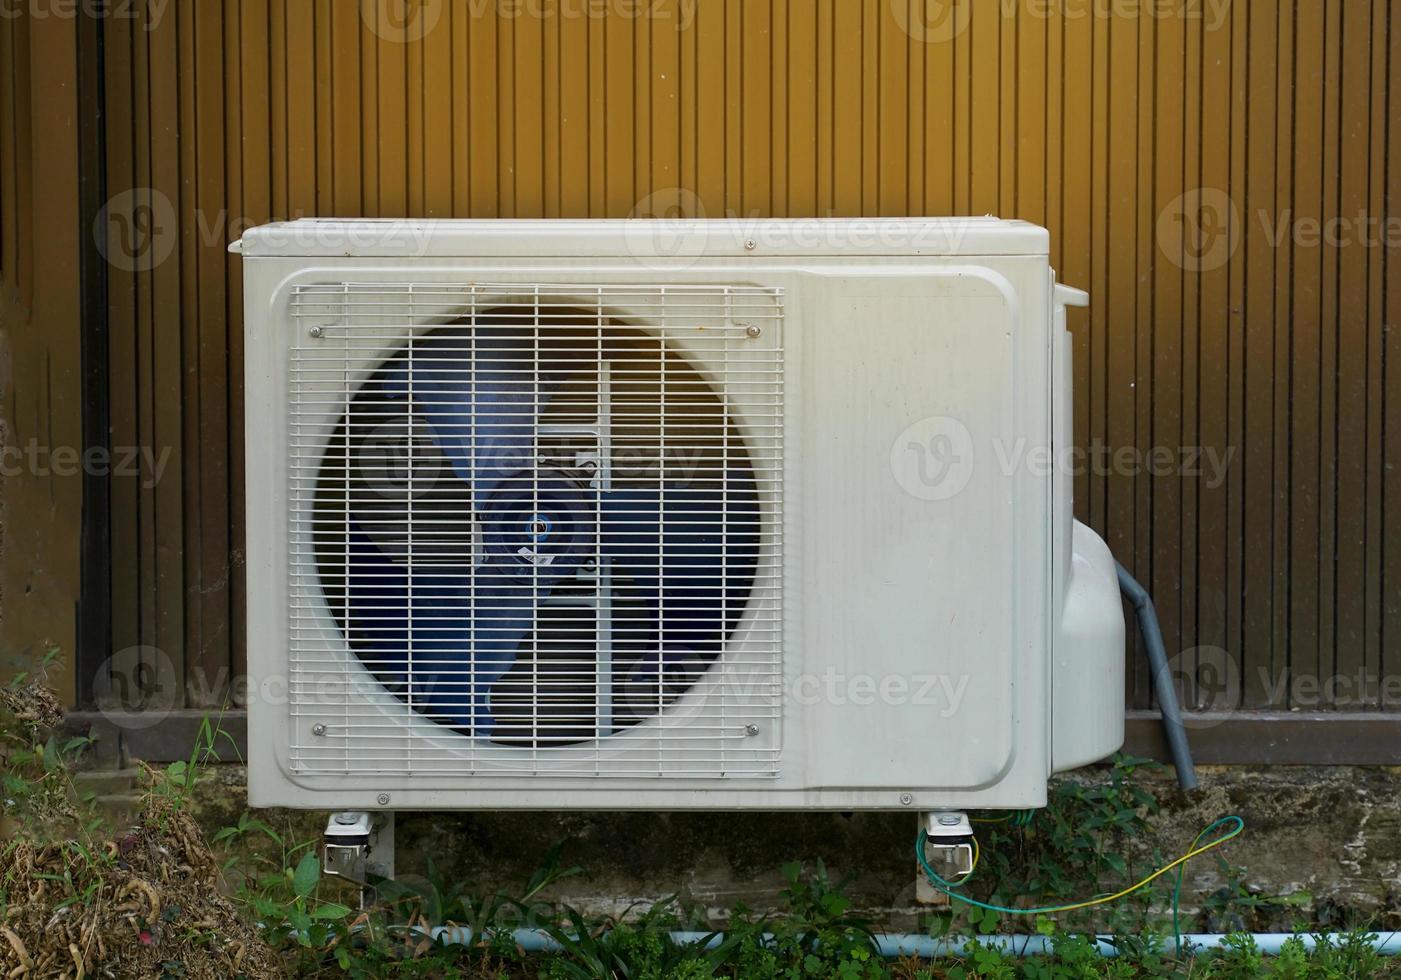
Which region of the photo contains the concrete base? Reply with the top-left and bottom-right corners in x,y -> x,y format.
178,763 -> 1401,932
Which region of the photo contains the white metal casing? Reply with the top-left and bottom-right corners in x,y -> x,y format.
239,217 -> 1124,810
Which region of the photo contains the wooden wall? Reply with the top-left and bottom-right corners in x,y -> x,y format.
36,0 -> 1401,712
0,11 -> 82,704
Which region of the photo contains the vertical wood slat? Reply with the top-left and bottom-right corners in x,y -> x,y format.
224,0 -> 249,691
1240,0 -> 1276,707
1224,0 -> 1248,710
1334,0 -> 1370,702
1130,11 -> 1155,705
0,9 -> 83,703
1175,0 -> 1202,686
0,12 -> 13,285
2,10 -> 33,308
177,0 -> 201,700
93,0 -> 1399,713
1104,8 -> 1140,702
1194,0 -> 1233,704
787,1 -> 816,217
146,0 -> 185,700
130,3 -> 157,680
1269,1 -> 1294,707
188,0 -> 235,705
1385,0 -> 1401,708
1150,3 -> 1184,688
1061,0 -> 1092,536
1362,0 -> 1388,707
103,13 -> 140,671
1291,0 -> 1324,705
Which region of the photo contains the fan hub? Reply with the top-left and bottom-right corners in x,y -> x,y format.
479,471 -> 593,577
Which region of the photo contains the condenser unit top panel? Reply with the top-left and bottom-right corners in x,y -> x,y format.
232,217 -> 1051,259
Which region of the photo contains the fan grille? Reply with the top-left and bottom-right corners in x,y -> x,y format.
286,282 -> 784,778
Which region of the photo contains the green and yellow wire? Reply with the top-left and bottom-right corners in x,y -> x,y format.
916,814 -> 1245,931
969,809 -> 1036,827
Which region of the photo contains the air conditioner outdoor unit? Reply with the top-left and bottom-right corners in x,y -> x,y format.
238,217 -> 1124,818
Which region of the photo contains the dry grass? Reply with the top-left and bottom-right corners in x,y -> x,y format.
1,674 -> 282,979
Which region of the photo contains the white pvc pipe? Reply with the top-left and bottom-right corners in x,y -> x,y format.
873,932 -> 1401,958
429,927 -> 1401,958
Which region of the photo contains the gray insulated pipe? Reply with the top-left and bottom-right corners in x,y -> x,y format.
1115,563 -> 1199,791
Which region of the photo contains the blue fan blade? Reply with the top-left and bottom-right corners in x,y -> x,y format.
345,528 -> 546,734
373,329 -> 555,500
600,471 -> 761,665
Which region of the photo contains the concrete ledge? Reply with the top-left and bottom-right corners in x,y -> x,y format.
176,763 -> 1401,929
64,710 -> 250,768
1124,710 -> 1401,765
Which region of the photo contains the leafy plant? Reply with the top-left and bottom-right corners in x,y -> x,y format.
252,850 -> 356,950
378,839 -> 580,941
1201,856 -> 1312,934
934,754 -> 1169,938
144,713 -> 239,810
538,899 -> 725,980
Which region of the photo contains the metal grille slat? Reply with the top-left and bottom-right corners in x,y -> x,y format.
287,282 -> 784,779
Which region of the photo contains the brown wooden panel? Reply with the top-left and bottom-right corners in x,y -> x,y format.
1317,0 -> 1342,696
830,0 -> 859,216
0,12 -> 16,285
1385,0 -> 1401,709
0,10 -> 81,703
83,0 -> 1400,719
1269,0 -> 1293,709
1151,5 -> 1185,697
1334,0 -> 1371,703
1192,6 -> 1232,710
875,0 -> 905,217
129,4 -> 156,685
178,0 -> 203,700
557,2 -> 588,215
1290,0 -> 1325,708
742,0 -> 771,216
194,0 -> 232,705
787,1 -> 816,216
104,12 -> 140,669
1240,0 -> 1276,707
1104,8 -> 1140,702
1363,0 -> 1388,709
224,0 -> 249,697
2,11 -> 33,308
422,0 -> 453,218
1061,0 -> 1091,534
146,0 -> 185,701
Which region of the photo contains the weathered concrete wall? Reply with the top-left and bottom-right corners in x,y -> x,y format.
188,764 -> 1401,932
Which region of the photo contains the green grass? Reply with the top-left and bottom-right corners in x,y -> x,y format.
4,663 -> 1397,979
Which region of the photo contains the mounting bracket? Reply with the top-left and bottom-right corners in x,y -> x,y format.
323,811 -> 396,908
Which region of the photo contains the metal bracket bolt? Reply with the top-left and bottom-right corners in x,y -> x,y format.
922,811 -> 975,878
323,811 -> 396,909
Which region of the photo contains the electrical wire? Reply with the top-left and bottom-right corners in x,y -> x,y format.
970,809 -> 1035,827
1170,817 -> 1240,949
915,815 -> 1245,929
